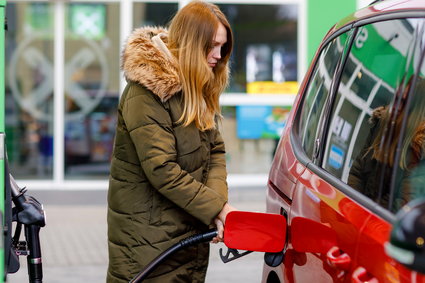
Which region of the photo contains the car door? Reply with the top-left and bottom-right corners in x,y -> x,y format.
287,17 -> 425,282
353,18 -> 425,283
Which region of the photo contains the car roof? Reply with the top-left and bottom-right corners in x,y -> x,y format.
329,0 -> 425,33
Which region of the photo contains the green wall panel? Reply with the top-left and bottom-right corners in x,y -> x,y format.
307,0 -> 356,64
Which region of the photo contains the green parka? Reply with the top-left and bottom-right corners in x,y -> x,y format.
107,27 -> 228,282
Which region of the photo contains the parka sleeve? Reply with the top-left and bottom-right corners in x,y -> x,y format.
123,88 -> 227,225
204,128 -> 228,202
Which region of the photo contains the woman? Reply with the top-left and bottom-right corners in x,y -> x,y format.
348,77 -> 425,211
107,1 -> 235,282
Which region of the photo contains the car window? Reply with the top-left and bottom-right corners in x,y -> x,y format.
321,18 -> 425,211
297,32 -> 350,159
393,22 -> 425,212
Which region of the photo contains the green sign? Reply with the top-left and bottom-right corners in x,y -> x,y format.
69,4 -> 106,39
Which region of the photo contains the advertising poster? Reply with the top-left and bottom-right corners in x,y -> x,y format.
236,106 -> 290,139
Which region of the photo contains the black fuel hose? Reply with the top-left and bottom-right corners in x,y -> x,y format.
130,229 -> 218,283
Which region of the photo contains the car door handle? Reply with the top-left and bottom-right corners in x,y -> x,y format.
351,266 -> 378,283
326,246 -> 351,271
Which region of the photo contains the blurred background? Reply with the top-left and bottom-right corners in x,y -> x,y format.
4,0 -> 371,282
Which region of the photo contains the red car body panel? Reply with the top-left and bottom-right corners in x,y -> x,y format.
286,169 -> 369,282
268,95 -> 306,201
357,213 -> 425,283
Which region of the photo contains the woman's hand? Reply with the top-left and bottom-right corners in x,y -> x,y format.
211,203 -> 237,243
211,218 -> 224,243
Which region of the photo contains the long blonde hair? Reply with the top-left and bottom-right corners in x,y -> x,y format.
168,1 -> 233,131
370,77 -> 425,169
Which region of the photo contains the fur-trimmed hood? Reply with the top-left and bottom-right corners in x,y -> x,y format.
121,27 -> 181,101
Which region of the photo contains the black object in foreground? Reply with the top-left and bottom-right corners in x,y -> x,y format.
129,230 -> 218,283
8,173 -> 46,283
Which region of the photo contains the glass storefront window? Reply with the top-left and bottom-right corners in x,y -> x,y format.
133,2 -> 178,28
64,3 -> 120,179
217,3 -> 298,174
5,1 -> 302,185
217,4 -> 298,93
6,2 -> 54,179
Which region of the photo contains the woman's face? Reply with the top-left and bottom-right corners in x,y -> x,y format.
207,22 -> 227,69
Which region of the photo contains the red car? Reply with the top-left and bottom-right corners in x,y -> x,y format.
263,0 -> 425,282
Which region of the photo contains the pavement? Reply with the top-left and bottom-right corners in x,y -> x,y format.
6,186 -> 267,283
